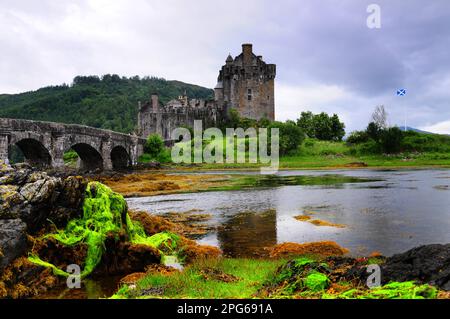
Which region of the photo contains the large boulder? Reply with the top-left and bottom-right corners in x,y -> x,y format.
0,162 -> 87,232
381,244 -> 450,291
0,219 -> 28,271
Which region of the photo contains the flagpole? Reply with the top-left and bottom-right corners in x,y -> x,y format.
404,104 -> 407,132
397,88 -> 407,131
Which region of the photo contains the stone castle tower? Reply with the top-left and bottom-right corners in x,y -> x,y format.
137,44 -> 276,140
215,43 -> 276,121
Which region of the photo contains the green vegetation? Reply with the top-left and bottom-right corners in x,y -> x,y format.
0,75 -> 213,133
111,258 -> 285,299
268,121 -> 304,155
139,134 -> 172,163
323,281 -> 437,299
296,111 -> 345,141
348,121 -> 450,156
29,182 -> 180,278
111,256 -> 438,299
221,109 -> 305,155
188,136 -> 450,170
144,134 -> 165,157
284,135 -> 450,168
63,150 -> 79,166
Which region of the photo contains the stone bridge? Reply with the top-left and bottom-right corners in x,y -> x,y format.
0,118 -> 146,171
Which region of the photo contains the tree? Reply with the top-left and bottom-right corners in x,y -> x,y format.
312,113 -> 332,140
296,111 -> 315,137
366,122 -> 382,141
144,134 -> 165,158
330,114 -> 346,141
380,127 -> 404,153
296,111 -> 346,141
372,105 -> 388,129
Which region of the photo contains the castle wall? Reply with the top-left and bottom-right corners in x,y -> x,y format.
138,99 -> 220,140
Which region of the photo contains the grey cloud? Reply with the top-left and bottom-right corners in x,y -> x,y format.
0,0 -> 449,132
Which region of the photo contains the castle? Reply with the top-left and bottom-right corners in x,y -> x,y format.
137,44 -> 276,140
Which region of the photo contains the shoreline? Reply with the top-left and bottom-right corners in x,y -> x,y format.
2,163 -> 449,299
133,163 -> 450,173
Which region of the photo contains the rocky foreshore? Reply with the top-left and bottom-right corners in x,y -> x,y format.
0,162 -> 449,299
0,162 -> 220,299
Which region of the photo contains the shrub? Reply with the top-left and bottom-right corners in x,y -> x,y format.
367,122 -> 383,141
350,140 -> 382,155
145,134 -> 165,158
346,131 -> 369,144
269,121 -> 305,156
380,127 -> 404,154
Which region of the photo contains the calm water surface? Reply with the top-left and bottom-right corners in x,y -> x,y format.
127,169 -> 450,257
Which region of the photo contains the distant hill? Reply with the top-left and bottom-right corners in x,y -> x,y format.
399,126 -> 433,134
0,75 -> 214,133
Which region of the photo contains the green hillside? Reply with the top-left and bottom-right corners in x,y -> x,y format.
0,75 -> 214,133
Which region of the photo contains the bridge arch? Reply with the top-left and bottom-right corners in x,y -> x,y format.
110,145 -> 131,170
70,143 -> 104,171
14,138 -> 52,168
0,118 -> 145,171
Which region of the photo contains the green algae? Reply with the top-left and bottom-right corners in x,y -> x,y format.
29,182 -> 180,278
263,258 -> 438,299
304,272 -> 329,292
266,257 -> 331,295
323,281 -> 438,299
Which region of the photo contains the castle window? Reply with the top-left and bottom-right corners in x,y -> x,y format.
247,89 -> 252,101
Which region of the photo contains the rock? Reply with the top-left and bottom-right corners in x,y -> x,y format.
0,219 -> 28,271
0,162 -> 87,232
95,233 -> 161,275
381,244 -> 450,291
46,176 -> 86,228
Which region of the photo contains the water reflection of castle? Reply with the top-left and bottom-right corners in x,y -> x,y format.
217,209 -> 277,258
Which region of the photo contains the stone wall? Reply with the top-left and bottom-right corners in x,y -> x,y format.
138,95 -> 221,140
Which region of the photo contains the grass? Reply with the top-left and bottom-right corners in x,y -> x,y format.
111,256 -> 440,299
280,138 -> 450,169
113,258 -> 285,299
166,137 -> 450,170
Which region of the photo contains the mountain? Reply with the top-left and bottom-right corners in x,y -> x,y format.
399,126 -> 433,134
0,75 -> 214,133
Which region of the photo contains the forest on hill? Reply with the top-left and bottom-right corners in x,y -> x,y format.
0,75 -> 214,133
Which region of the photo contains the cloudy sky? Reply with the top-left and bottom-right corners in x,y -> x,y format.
1,0 -> 450,133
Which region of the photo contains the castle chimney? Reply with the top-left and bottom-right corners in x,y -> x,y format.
242,43 -> 253,65
151,93 -> 159,112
